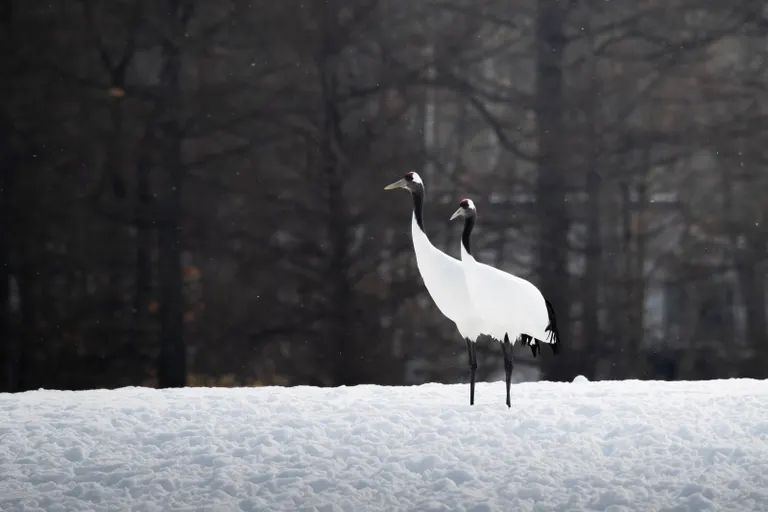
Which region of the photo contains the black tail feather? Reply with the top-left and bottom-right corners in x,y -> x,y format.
519,334 -> 539,358
544,298 -> 561,355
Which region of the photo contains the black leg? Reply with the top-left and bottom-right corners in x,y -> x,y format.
501,334 -> 514,408
465,338 -> 477,405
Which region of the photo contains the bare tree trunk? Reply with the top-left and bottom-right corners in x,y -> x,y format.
0,143 -> 10,391
157,177 -> 185,388
535,0 -> 571,380
631,181 -> 648,377
319,25 -> 357,387
581,21 -> 601,379
156,0 -> 190,388
736,246 -> 768,377
733,2 -> 768,378
0,2 -> 11,392
16,238 -> 37,391
133,148 -> 153,337
0,0 -> 18,391
102,92 -> 127,345
619,181 -> 638,376
324,131 -> 355,385
80,0 -> 145,375
582,170 -> 601,377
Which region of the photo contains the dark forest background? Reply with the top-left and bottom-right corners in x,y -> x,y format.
2,0 -> 768,392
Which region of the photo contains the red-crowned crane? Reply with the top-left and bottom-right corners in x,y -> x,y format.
450,198 -> 561,407
385,173 -> 484,405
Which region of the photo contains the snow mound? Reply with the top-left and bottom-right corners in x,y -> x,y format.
1,379 -> 768,511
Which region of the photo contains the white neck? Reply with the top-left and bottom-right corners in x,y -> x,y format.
460,239 -> 476,262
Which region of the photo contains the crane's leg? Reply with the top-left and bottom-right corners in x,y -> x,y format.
502,334 -> 514,408
465,338 -> 477,406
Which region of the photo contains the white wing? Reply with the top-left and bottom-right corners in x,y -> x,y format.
463,251 -> 550,342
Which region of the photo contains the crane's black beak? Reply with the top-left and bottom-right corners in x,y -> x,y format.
384,178 -> 407,190
450,207 -> 465,221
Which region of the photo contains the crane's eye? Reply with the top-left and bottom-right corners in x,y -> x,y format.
405,172 -> 414,181
460,199 -> 469,208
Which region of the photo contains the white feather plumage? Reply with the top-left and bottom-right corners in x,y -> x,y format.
460,243 -> 553,343
452,199 -> 561,352
408,216 -> 483,342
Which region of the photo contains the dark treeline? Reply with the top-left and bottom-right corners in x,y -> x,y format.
2,0 -> 768,391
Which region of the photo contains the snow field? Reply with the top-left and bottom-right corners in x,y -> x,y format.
1,379 -> 768,511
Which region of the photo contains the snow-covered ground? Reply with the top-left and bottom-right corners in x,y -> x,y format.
2,379 -> 768,512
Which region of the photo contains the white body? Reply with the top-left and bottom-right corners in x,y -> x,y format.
459,241 -> 552,345
410,215 -> 483,342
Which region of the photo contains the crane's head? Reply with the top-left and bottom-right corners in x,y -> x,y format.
450,198 -> 476,221
384,172 -> 424,194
